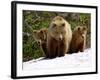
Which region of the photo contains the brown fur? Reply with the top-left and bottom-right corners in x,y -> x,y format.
33,28 -> 48,57
69,26 -> 87,53
47,16 -> 72,58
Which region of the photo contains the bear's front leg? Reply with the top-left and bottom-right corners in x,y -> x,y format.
58,40 -> 67,57
79,41 -> 84,52
47,38 -> 57,59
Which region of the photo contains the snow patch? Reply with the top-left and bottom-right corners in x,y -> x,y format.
23,49 -> 92,70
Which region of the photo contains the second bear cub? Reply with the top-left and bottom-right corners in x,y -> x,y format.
69,26 -> 87,53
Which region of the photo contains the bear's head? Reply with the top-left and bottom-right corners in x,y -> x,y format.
49,16 -> 69,41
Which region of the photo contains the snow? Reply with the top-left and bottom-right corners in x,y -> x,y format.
23,48 -> 92,71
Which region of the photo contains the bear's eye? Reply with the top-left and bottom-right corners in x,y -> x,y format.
61,23 -> 65,27
52,23 -> 56,28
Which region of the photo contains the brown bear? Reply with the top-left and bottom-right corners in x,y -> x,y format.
33,28 -> 48,57
68,26 -> 87,53
47,16 -> 72,58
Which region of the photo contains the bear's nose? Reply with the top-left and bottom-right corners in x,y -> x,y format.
59,35 -> 62,41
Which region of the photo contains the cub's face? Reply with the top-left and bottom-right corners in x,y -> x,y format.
33,29 -> 47,44
49,16 -> 67,41
77,26 -> 87,37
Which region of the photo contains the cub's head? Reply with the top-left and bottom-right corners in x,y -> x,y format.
33,28 -> 48,44
49,16 -> 69,41
75,26 -> 87,37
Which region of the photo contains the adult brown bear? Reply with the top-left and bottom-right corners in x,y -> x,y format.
47,16 -> 72,58
69,26 -> 87,53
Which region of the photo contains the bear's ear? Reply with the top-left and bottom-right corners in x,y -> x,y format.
40,30 -> 43,34
33,30 -> 37,33
44,29 -> 48,33
78,27 -> 81,31
83,26 -> 87,31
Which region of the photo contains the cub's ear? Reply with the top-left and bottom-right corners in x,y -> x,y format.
78,27 -> 81,31
40,30 -> 43,34
33,30 -> 37,33
44,29 -> 48,33
83,26 -> 87,31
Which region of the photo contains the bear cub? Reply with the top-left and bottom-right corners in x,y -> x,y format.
68,26 -> 87,53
